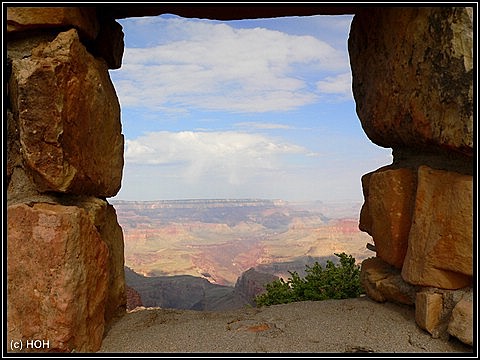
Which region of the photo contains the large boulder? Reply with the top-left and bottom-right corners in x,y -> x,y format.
415,287 -> 471,341
7,202 -> 109,352
448,293 -> 473,346
401,166 -> 473,289
94,202 -> 127,324
7,7 -> 99,40
67,197 -> 127,324
8,28 -> 124,197
349,7 -> 473,155
359,167 -> 416,269
360,257 -> 417,305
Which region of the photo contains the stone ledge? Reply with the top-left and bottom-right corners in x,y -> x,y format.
7,7 -> 99,40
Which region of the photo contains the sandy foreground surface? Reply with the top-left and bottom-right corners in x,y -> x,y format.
98,296 -> 473,354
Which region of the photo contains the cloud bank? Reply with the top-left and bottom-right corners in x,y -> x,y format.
112,16 -> 352,114
125,130 -> 314,185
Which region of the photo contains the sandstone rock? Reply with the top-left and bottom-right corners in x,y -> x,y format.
66,197 -> 126,323
7,166 -> 41,203
362,167 -> 416,269
448,294 -> 473,346
7,31 -> 59,65
415,287 -> 472,341
98,203 -> 126,323
349,7 -> 473,155
358,172 -> 373,235
401,166 -> 473,289
7,202 -> 109,352
7,107 -> 41,202
360,257 -> 417,305
9,28 -> 124,197
359,164 -> 394,235
7,7 -> 99,40
415,291 -> 444,337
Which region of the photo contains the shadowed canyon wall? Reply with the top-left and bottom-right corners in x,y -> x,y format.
6,6 -> 473,352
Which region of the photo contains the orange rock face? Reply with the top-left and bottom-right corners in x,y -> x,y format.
349,7 -> 473,155
401,166 -> 473,289
9,28 -> 124,197
7,7 -> 99,39
360,257 -> 417,305
360,167 -> 416,269
415,291 -> 444,336
448,295 -> 473,346
77,199 -> 127,324
7,202 -> 109,352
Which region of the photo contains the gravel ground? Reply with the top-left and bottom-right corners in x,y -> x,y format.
98,296 -> 473,354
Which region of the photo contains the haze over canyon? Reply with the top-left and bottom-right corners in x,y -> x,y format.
113,199 -> 374,310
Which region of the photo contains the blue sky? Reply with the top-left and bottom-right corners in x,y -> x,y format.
109,14 -> 393,202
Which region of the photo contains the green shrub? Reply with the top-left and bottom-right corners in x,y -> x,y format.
254,252 -> 364,307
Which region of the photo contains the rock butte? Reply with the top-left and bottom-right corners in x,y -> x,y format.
6,6 -> 473,352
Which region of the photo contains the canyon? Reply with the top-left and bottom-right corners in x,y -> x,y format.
114,199 -> 374,310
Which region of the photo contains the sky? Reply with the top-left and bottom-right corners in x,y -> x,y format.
109,13 -> 393,203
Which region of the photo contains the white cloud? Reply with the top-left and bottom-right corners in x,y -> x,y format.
124,131 -> 313,185
111,16 -> 350,113
316,72 -> 353,101
116,128 -> 392,203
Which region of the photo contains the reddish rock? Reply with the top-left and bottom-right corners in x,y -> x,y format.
73,197 -> 127,324
7,202 -> 109,352
7,7 -> 99,40
415,291 -> 444,336
363,167 -> 416,269
9,28 -> 124,197
349,7 -> 473,155
99,203 -> 127,322
414,287 -> 471,342
402,166 -> 473,289
360,257 -> 417,305
448,294 -> 473,346
358,172 -> 372,236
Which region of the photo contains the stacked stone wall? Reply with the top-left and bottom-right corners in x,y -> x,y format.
349,7 -> 473,344
7,7 -> 126,352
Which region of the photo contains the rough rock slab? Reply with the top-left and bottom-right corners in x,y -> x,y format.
349,7 -> 473,155
7,7 -> 99,40
98,297 -> 472,354
360,257 -> 417,305
362,167 -> 416,269
7,202 -> 109,352
402,166 -> 473,289
448,295 -> 473,346
9,28 -> 123,197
